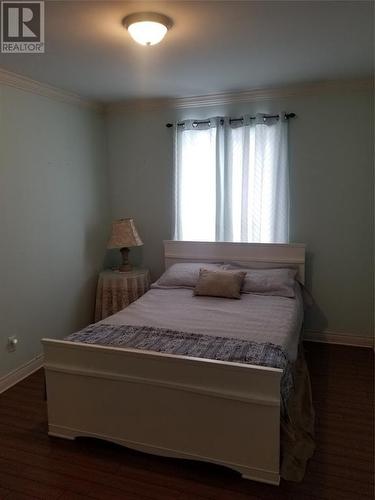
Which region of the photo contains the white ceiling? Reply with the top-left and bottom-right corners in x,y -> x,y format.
0,0 -> 373,102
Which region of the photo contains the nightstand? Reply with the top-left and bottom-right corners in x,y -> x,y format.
94,268 -> 151,322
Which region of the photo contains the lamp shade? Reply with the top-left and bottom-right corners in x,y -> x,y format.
107,218 -> 143,249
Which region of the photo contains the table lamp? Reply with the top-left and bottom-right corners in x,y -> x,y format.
107,218 -> 143,272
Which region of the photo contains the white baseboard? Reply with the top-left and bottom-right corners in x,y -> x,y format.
304,330 -> 373,349
0,354 -> 44,394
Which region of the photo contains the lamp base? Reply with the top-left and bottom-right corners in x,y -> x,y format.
119,264 -> 132,272
119,247 -> 133,272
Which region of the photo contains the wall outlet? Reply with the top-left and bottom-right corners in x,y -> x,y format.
7,336 -> 18,352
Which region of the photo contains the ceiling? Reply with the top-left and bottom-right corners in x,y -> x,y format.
0,1 -> 373,103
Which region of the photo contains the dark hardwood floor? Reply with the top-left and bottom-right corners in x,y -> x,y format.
0,342 -> 373,500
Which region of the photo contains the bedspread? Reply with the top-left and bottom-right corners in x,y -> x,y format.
100,287 -> 304,362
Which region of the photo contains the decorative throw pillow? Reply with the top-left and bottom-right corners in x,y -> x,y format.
193,269 -> 246,299
155,262 -> 223,289
223,265 -> 297,298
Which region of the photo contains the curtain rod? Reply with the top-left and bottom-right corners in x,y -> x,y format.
166,113 -> 296,128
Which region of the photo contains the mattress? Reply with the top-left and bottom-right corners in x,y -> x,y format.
100,285 -> 304,362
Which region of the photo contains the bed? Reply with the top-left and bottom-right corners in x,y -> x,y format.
42,241 -> 308,485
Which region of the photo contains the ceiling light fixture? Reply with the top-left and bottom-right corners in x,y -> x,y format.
123,12 -> 173,46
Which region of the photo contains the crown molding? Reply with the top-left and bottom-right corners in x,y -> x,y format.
106,78 -> 373,114
0,69 -> 371,114
0,67 -> 102,111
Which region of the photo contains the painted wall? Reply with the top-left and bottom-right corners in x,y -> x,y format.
0,85 -> 110,379
106,87 -> 373,340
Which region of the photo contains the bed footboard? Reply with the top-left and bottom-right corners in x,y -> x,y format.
42,338 -> 282,485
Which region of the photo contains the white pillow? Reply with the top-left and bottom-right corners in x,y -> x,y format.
153,262 -> 223,289
223,265 -> 297,298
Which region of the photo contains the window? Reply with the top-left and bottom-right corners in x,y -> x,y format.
174,114 -> 289,243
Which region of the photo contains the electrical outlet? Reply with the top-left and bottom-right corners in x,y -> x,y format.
7,336 -> 18,352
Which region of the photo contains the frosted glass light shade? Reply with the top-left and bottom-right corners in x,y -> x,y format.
123,13 -> 172,46
128,21 -> 167,46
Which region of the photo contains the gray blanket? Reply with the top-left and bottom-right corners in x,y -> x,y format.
65,323 -> 293,412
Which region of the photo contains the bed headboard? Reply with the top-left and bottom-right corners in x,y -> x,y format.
163,240 -> 306,284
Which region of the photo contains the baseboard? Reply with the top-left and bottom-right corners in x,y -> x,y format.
0,354 -> 44,394
304,330 -> 373,349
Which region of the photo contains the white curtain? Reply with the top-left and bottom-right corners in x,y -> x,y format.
173,113 -> 289,243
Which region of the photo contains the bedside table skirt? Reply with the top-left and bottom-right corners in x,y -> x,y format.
95,270 -> 151,322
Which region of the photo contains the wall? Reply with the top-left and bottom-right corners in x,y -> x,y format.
106,86 -> 373,341
0,85 -> 110,379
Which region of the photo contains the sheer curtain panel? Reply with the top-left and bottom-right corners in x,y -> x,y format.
174,114 -> 289,243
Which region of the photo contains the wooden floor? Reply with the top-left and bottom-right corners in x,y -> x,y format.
0,342 -> 373,500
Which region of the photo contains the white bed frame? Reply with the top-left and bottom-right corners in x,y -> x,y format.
42,241 -> 305,485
